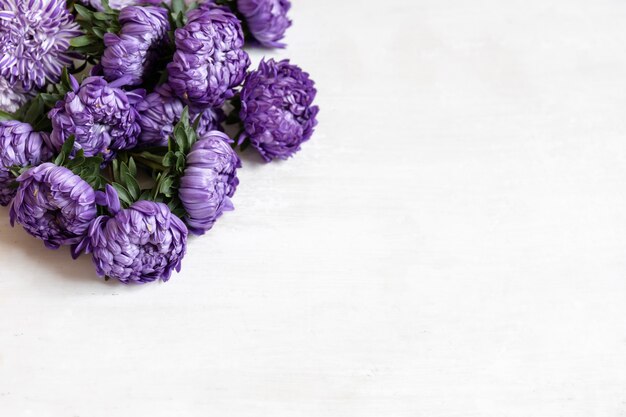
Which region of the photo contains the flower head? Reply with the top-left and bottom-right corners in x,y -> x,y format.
194,106 -> 225,139
136,84 -> 184,147
237,0 -> 291,48
48,75 -> 143,160
137,83 -> 224,147
118,5 -> 169,43
101,34 -> 151,86
0,77 -> 30,113
102,6 -> 169,86
0,120 -> 52,205
9,162 -> 97,248
0,0 -> 81,91
167,5 -> 250,108
240,59 -> 318,161
179,131 -> 240,235
77,185 -> 187,284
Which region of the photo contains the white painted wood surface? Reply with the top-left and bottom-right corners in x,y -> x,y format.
2,0 -> 626,415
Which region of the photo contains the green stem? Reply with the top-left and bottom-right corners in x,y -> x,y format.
131,151 -> 165,164
132,155 -> 167,172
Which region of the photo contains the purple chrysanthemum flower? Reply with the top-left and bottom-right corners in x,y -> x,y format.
167,5 -> 250,108
101,6 -> 169,86
194,106 -> 225,139
179,131 -> 240,235
0,0 -> 81,91
9,162 -> 97,248
118,5 -> 169,43
237,0 -> 291,48
0,76 -> 30,113
240,58 -> 319,161
0,120 -> 52,205
137,84 -> 224,147
48,75 -> 143,160
136,84 -> 183,147
101,34 -> 150,86
76,185 -> 187,284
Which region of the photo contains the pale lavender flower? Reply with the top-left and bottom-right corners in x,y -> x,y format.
0,120 -> 52,205
0,76 -> 30,113
0,0 -> 81,91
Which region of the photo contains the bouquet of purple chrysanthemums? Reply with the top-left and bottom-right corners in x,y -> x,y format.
0,0 -> 318,284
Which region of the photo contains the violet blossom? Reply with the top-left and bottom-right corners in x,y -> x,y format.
240,59 -> 319,161
137,84 -> 224,147
10,162 -> 97,248
0,0 -> 81,91
48,75 -> 143,160
76,185 -> 188,284
101,6 -> 170,86
237,0 -> 291,48
0,120 -> 52,205
167,5 -> 250,108
179,130 -> 240,235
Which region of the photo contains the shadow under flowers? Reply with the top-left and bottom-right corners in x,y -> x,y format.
0,205 -> 124,287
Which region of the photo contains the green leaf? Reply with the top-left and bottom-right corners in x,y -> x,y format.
54,136 -> 76,166
111,159 -> 120,184
73,4 -> 93,19
32,117 -> 52,133
101,0 -> 113,12
23,97 -> 44,126
65,149 -> 85,169
0,110 -> 14,121
173,123 -> 186,151
121,163 -> 141,200
156,173 -> 175,197
139,189 -> 153,201
40,93 -> 62,106
170,107 -> 198,155
172,206 -> 186,219
92,27 -> 106,39
112,183 -> 132,207
162,151 -> 176,168
175,11 -> 185,29
126,176 -> 141,201
175,152 -> 186,173
180,107 -> 190,129
120,160 -> 130,183
171,0 -> 185,14
128,157 -> 137,177
61,68 -> 73,91
93,11 -> 109,20
9,164 -> 29,179
70,35 -> 94,48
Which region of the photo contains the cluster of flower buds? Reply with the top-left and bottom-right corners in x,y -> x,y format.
0,0 -> 318,284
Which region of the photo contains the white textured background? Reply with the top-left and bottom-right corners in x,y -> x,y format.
2,0 -> 626,415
